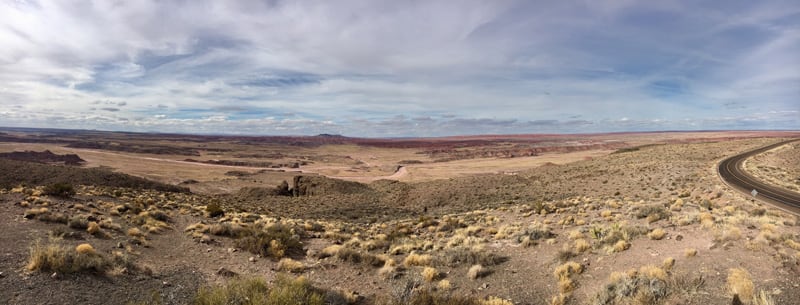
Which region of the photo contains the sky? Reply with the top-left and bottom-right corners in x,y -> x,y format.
0,0 -> 798,137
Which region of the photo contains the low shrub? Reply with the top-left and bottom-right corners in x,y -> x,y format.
436,246 -> 507,267
205,203 -> 224,218
633,204 -> 670,223
276,258 -> 306,273
379,279 -> 484,305
235,224 -> 303,259
403,252 -> 432,267
593,265 -> 670,305
43,182 -> 75,197
421,267 -> 439,282
335,247 -> 386,267
193,275 -> 325,305
26,239 -> 115,274
67,215 -> 90,229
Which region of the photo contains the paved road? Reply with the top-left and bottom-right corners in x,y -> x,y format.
718,139 -> 800,215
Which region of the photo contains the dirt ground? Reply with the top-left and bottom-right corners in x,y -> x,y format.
745,142 -> 800,192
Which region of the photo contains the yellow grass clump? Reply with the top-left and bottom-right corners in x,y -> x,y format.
75,243 -> 96,255
684,248 -> 697,257
610,240 -> 630,253
320,245 -> 342,258
27,241 -> 67,272
700,212 -> 715,228
567,230 -> 583,240
574,239 -> 591,253
437,279 -> 451,291
86,222 -> 100,235
553,261 -> 583,280
421,267 -> 439,282
481,296 -> 513,305
549,293 -> 566,305
727,268 -> 754,303
403,252 -> 432,267
638,265 -> 666,280
600,210 -> 613,218
277,258 -> 306,273
378,258 -> 398,279
786,239 -> 800,251
127,227 -> 144,237
494,225 -> 518,240
558,277 -> 574,293
662,257 -> 675,270
753,290 -> 776,305
647,228 -> 666,240
468,264 -> 486,280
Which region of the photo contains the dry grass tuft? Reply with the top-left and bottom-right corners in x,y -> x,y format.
481,296 -> 513,305
574,239 -> 591,253
86,221 -> 101,235
26,239 -> 118,274
127,227 -> 144,238
647,228 -> 666,240
75,243 -> 96,255
437,246 -> 506,267
567,230 -> 584,240
753,290 -> 775,305
549,293 -> 566,305
594,264 -> 672,305
553,261 -> 583,280
403,252 -> 432,267
468,264 -> 487,280
194,275 -> 324,305
277,258 -> 306,273
558,277 -> 575,293
638,265 -> 667,281
319,244 -> 342,258
437,279 -> 451,291
785,239 -> 800,251
727,268 -> 754,303
610,240 -> 630,253
719,226 -> 742,241
421,267 -> 439,282
378,259 -> 399,279
684,248 -> 697,257
662,257 -> 675,270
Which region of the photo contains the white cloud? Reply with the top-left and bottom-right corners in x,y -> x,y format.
0,0 -> 797,136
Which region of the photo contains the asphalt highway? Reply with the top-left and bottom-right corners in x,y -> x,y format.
718,139 -> 800,215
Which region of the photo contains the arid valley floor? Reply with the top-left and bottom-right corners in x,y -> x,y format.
0,128 -> 799,305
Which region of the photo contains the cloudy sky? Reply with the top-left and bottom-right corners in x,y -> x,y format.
1,0 -> 798,137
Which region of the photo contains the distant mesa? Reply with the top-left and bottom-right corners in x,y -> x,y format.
0,150 -> 85,166
316,133 -> 346,138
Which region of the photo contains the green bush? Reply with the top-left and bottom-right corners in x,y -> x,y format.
206,203 -> 224,217
43,182 -> 75,197
235,224 -> 303,259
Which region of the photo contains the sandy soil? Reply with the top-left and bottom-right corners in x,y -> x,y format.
744,142 -> 800,192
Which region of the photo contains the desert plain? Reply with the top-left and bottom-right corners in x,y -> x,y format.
0,128 -> 799,305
